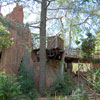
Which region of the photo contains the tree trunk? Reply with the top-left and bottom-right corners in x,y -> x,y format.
39,0 -> 47,92
67,62 -> 72,73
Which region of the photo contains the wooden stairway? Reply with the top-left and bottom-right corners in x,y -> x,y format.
77,72 -> 100,100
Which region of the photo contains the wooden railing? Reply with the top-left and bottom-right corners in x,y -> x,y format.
65,47 -> 100,59
65,47 -> 80,58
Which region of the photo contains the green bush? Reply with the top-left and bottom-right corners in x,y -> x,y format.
0,23 -> 13,52
69,85 -> 89,100
40,88 -> 49,97
50,72 -> 73,96
0,72 -> 22,100
92,59 -> 100,64
18,59 -> 37,100
87,67 -> 100,93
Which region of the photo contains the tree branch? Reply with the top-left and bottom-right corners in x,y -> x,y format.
29,25 -> 40,28
46,0 -> 51,8
29,21 -> 40,25
73,15 -> 90,26
34,0 -> 41,3
46,16 -> 63,21
47,7 -> 71,10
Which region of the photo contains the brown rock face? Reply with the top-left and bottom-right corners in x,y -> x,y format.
0,4 -> 33,74
7,4 -> 23,22
31,58 -> 63,89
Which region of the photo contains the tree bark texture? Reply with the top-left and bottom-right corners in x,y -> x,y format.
67,62 -> 73,73
39,0 -> 47,92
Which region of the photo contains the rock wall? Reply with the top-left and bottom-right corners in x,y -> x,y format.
0,4 -> 33,74
32,59 -> 63,89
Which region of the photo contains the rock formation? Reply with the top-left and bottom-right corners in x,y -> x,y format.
0,4 -> 33,74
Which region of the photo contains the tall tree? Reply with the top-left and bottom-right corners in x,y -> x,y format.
39,0 -> 47,91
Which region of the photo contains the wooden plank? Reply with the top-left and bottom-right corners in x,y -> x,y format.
47,36 -> 64,50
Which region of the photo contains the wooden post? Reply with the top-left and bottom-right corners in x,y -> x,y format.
94,91 -> 96,100
61,52 -> 65,80
78,60 -> 80,86
67,62 -> 73,73
61,62 -> 64,80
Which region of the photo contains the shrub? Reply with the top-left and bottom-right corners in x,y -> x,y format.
87,67 -> 100,93
0,72 -> 22,100
40,88 -> 49,97
69,85 -> 89,100
0,23 -> 13,52
18,59 -> 37,100
50,72 -> 73,96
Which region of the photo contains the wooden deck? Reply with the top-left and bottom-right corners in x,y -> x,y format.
64,47 -> 100,63
65,47 -> 100,59
65,47 -> 80,58
33,35 -> 100,63
33,47 -> 100,63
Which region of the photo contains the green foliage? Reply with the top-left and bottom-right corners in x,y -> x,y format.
86,67 -> 100,93
50,72 -> 73,96
0,72 -> 22,100
0,23 -> 13,52
75,40 -> 80,46
81,33 -> 96,60
95,33 -> 100,50
47,95 -> 64,100
92,59 -> 100,64
69,85 -> 89,100
40,88 -> 49,97
18,59 -> 37,100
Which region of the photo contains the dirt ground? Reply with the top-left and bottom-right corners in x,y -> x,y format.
37,96 -> 67,100
37,96 -> 100,100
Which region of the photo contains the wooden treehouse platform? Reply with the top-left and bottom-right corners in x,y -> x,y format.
33,36 -> 100,63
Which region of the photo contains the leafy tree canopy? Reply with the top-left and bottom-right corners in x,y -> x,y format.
81,32 -> 96,60
0,23 -> 13,52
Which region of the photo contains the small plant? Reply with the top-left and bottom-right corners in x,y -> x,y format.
40,88 -> 48,97
0,72 -> 22,100
47,93 -> 64,100
69,85 -> 89,100
50,72 -> 73,96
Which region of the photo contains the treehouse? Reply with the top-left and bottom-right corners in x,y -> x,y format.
33,35 -> 64,61
32,35 -> 88,88
47,36 -> 64,60
32,36 -> 65,88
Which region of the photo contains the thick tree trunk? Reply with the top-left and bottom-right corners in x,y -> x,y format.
39,0 -> 47,92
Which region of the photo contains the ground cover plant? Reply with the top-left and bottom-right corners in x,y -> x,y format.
0,71 -> 37,100
69,85 -> 89,100
50,72 -> 74,96
0,72 -> 22,100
